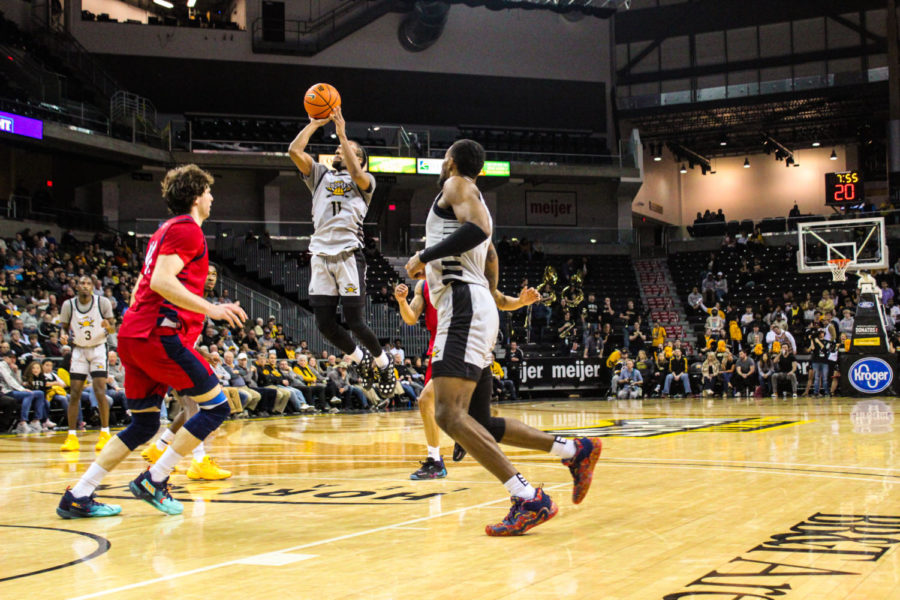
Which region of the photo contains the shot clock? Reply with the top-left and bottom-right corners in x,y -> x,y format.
825,171 -> 864,206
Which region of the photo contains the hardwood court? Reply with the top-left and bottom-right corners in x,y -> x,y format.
1,396 -> 898,600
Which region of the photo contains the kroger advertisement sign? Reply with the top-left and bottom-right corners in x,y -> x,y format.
848,357 -> 893,394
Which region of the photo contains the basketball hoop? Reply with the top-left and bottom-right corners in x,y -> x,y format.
828,258 -> 852,282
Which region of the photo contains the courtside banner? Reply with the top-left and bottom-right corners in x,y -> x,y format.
839,353 -> 897,396
0,110 -> 43,140
506,357 -> 604,390
525,191 -> 577,226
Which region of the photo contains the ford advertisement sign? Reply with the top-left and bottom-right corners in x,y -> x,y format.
848,357 -> 893,394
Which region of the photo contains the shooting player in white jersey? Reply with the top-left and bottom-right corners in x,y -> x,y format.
59,276 -> 116,452
288,106 -> 395,398
405,140 -> 602,536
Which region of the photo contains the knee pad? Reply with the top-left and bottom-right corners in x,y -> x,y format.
486,416 -> 506,443
184,395 -> 230,441
117,411 -> 161,451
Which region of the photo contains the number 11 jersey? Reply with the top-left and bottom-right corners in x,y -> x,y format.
301,162 -> 376,256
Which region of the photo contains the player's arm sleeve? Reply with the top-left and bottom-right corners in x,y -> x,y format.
299,162 -> 329,194
159,222 -> 205,264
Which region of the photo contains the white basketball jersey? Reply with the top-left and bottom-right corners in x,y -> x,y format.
68,296 -> 108,348
302,162 -> 376,256
424,185 -> 492,304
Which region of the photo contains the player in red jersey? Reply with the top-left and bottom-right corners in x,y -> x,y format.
394,262 -> 541,480
57,165 -> 247,519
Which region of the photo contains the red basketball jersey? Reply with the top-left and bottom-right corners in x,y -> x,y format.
423,280 -> 437,340
119,215 -> 208,343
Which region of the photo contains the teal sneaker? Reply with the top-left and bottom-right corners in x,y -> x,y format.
129,470 -> 183,515
57,487 -> 122,519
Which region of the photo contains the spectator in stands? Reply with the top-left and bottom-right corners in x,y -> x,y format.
715,208 -> 725,222
789,203 -> 801,218
506,340 -> 524,391
626,315 -> 646,354
817,291 -> 835,314
714,272 -> 728,301
618,299 -> 637,327
489,353 -> 516,402
881,281 -> 895,306
808,330 -> 832,397
733,350 -> 756,398
717,350 -> 735,397
220,351 -> 255,417
687,286 -> 702,309
700,352 -> 720,397
601,297 -> 616,325
766,323 -> 796,353
584,328 -> 603,359
293,355 -> 329,412
838,309 -> 854,336
772,346 -> 799,398
392,354 -> 422,399
328,362 -> 368,411
1,353 -> 47,433
701,273 -> 717,306
705,309 -> 725,340
22,360 -> 55,430
662,348 -> 691,397
235,353 -> 269,416
389,339 -> 405,363
615,359 -> 642,399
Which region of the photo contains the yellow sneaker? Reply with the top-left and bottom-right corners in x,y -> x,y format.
95,431 -> 112,452
186,456 -> 232,480
140,443 -> 164,464
60,434 -> 80,452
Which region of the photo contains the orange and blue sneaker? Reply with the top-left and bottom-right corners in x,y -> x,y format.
562,437 -> 603,504
129,470 -> 183,515
56,487 -> 122,519
485,488 -> 558,536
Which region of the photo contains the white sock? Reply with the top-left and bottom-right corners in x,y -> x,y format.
154,438 -> 168,451
101,427 -> 109,434
349,347 -> 364,363
503,473 -> 536,500
149,447 -> 183,483
71,463 -> 108,498
67,429 -> 76,436
161,429 -> 175,443
192,442 -> 206,462
374,352 -> 389,369
549,436 -> 577,459
427,446 -> 441,461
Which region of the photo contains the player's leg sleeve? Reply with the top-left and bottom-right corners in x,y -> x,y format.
342,304 -> 382,356
313,306 -> 357,355
468,367 -> 505,442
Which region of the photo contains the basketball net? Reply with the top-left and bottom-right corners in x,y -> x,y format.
827,258 -> 852,282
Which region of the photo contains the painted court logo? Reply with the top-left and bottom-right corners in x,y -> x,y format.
848,357 -> 892,393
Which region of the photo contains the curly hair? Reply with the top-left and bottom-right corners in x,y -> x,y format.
160,164 -> 214,216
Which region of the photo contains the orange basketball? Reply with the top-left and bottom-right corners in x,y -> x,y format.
304,83 -> 341,119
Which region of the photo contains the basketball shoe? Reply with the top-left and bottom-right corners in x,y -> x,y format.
562,437 -> 603,504
129,470 -> 183,515
141,443 -> 164,463
57,487 -> 121,519
95,431 -> 112,452
410,457 -> 447,480
60,434 -> 80,452
485,488 -> 558,536
452,442 -> 467,462
186,456 -> 232,480
358,348 -> 375,387
374,364 -> 397,399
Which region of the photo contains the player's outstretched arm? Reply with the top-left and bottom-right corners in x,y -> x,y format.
150,254 -> 247,328
288,117 -> 331,176
331,107 -> 371,191
484,242 -> 540,312
394,281 -> 425,326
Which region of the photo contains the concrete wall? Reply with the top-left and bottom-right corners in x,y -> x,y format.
632,145 -> 854,226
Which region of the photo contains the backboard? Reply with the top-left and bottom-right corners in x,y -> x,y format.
796,216 -> 887,274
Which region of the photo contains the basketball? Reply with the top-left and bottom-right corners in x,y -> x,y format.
304,83 -> 341,119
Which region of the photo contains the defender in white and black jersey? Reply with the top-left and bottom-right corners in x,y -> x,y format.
288,106 -> 395,398
405,140 -> 603,536
59,276 -> 116,451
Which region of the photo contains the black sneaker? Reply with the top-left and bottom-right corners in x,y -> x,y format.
358,348 -> 375,388
452,442 -> 467,462
410,457 -> 447,480
374,363 -> 397,399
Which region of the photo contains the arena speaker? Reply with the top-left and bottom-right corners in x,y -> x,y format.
398,1 -> 450,52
